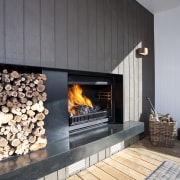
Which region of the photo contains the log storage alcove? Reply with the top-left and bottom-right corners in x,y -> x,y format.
0,67 -> 48,160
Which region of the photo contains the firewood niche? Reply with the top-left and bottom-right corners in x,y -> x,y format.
0,69 -> 48,160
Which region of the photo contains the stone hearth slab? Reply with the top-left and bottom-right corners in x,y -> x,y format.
0,121 -> 144,180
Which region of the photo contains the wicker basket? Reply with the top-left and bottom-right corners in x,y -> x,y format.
149,116 -> 176,147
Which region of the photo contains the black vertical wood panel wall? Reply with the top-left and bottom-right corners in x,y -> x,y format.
0,0 -> 154,132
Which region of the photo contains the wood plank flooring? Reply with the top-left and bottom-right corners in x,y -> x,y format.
67,137 -> 180,180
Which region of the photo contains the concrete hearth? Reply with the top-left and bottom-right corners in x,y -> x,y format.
0,121 -> 144,180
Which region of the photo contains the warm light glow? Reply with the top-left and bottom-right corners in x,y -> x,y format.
68,84 -> 93,115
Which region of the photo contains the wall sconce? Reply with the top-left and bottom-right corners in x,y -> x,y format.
136,47 -> 148,56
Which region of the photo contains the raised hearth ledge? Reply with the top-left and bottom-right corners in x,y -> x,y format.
0,121 -> 144,180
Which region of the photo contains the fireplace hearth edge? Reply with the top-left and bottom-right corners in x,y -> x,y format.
0,121 -> 144,180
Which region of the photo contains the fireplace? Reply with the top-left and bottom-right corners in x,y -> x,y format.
68,72 -> 123,132
43,69 -> 123,144
0,64 -> 145,180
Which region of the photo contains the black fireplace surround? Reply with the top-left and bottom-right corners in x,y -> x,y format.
0,64 -> 144,180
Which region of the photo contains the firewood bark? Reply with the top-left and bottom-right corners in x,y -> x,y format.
6,90 -> 12,96
19,98 -> 27,104
29,83 -> 35,88
15,140 -> 29,155
21,120 -> 30,127
11,139 -> 21,147
28,136 -> 36,144
37,84 -> 45,93
18,92 -> 25,99
38,95 -> 47,102
29,136 -> 47,151
6,100 -> 13,107
44,108 -> 49,115
38,74 -> 47,81
0,70 -> 48,160
11,107 -> 22,116
4,75 -> 10,83
36,121 -> 44,127
32,97 -> 38,103
0,112 -> 13,126
27,109 -> 35,117
5,84 -> 12,91
11,91 -> 18,97
0,92 -> 7,105
17,132 -> 26,141
8,148 -> 15,156
25,85 -> 30,91
26,90 -> 33,98
26,105 -> 31,110
1,106 -> 9,113
2,69 -> 8,74
0,83 -> 3,92
37,79 -> 44,85
26,100 -> 33,106
0,137 -> 8,147
31,103 -> 44,112
21,83 -> 26,89
21,114 -> 28,121
42,92 -> 47,97
14,80 -> 21,86
21,108 -> 26,114
11,97 -> 18,104
12,85 -> 18,91
10,71 -> 20,79
21,77 -> 25,82
30,117 -> 37,123
6,133 -> 14,141
3,126 -> 10,135
10,126 -> 19,134
32,91 -> 39,97
35,113 -> 45,121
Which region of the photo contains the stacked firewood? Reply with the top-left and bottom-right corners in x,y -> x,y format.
0,69 -> 48,160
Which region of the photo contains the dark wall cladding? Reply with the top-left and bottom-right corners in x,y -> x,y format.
0,0 -> 154,133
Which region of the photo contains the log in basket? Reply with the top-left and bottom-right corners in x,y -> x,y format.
149,114 -> 176,147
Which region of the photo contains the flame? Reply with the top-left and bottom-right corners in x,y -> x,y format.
68,84 -> 93,115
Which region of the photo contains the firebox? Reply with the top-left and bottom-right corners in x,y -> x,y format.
40,69 -> 123,144
68,72 -> 123,132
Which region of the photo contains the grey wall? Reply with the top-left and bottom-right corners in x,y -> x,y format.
155,7 -> 180,129
0,0 -> 154,133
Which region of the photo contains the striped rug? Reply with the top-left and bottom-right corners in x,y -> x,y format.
146,161 -> 180,180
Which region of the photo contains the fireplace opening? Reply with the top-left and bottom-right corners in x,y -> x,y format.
68,72 -> 122,132
43,69 -> 123,142
68,84 -> 112,131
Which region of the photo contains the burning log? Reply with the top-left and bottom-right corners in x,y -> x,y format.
0,69 -> 48,160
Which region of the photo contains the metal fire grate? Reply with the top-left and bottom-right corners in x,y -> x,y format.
96,91 -> 111,110
96,91 -> 111,100
69,110 -> 108,126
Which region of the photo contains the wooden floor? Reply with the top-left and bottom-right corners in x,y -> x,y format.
67,138 -> 180,180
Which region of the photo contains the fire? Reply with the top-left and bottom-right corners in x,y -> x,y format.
68,84 -> 93,115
